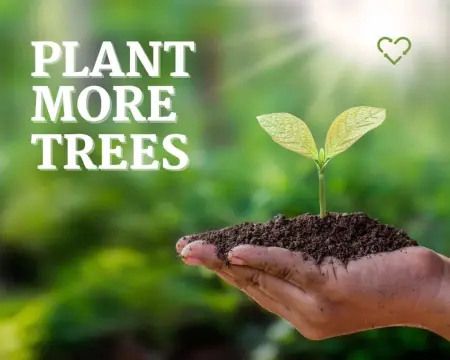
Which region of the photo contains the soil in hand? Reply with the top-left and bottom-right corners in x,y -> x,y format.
186,212 -> 418,265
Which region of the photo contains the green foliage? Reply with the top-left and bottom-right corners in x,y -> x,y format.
0,1 -> 449,359
257,107 -> 386,217
257,113 -> 318,160
325,107 -> 386,160
257,106 -> 386,168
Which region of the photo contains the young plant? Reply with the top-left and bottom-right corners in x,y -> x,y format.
257,106 -> 386,218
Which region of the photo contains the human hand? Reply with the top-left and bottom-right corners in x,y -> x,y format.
177,238 -> 450,340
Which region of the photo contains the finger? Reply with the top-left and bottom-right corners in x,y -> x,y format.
180,240 -> 224,270
214,269 -> 245,289
217,267 -> 280,302
243,285 -> 292,319
215,269 -> 292,320
216,269 -> 312,338
175,236 -> 190,254
222,265 -> 315,310
228,245 -> 325,288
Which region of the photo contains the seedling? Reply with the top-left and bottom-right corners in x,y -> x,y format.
257,106 -> 386,218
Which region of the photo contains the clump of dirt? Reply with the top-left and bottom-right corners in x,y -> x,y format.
186,212 -> 418,264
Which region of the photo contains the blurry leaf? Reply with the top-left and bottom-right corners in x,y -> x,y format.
257,113 -> 318,160
325,107 -> 386,159
0,297 -> 51,360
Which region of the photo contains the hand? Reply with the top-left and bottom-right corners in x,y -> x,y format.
176,238 -> 450,340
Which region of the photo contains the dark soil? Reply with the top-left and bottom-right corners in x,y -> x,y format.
186,212 -> 418,265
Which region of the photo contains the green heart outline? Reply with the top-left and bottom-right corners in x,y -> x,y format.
377,37 -> 412,65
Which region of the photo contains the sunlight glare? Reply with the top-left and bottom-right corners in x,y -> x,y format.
303,0 -> 448,67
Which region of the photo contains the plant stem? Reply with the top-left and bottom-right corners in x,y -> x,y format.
318,167 -> 326,218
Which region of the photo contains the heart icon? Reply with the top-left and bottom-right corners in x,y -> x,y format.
377,37 -> 412,65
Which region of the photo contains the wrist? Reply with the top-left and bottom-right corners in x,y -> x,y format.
418,253 -> 450,339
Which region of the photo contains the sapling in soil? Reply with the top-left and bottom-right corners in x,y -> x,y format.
185,107 -> 418,265
257,106 -> 386,218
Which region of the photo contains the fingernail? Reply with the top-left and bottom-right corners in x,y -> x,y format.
183,257 -> 204,266
180,246 -> 191,258
228,255 -> 246,266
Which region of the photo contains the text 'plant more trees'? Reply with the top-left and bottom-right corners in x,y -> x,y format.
31,41 -> 196,171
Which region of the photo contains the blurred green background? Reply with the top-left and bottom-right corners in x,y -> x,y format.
1,1 -> 450,359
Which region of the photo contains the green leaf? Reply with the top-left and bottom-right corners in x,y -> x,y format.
318,148 -> 325,163
257,113 -> 318,160
325,107 -> 386,159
